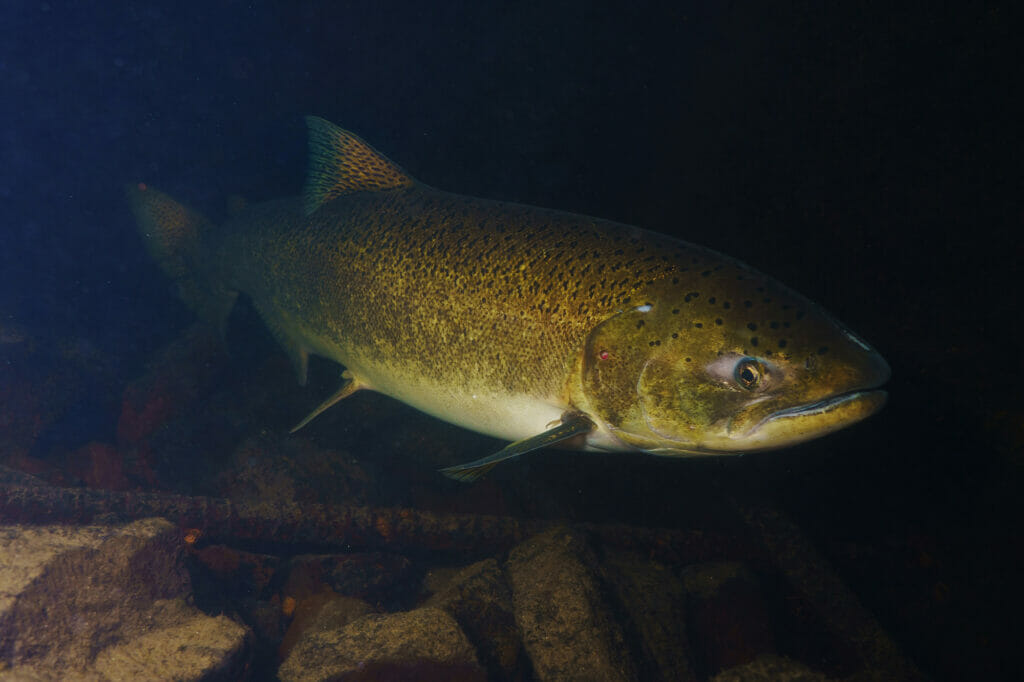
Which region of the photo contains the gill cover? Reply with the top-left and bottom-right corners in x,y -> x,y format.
579,305 -> 692,453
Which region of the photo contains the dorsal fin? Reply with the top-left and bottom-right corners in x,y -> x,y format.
302,116 -> 415,215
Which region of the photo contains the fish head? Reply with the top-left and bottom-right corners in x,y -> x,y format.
577,272 -> 890,456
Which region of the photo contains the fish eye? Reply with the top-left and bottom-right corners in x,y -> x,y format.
734,358 -> 762,390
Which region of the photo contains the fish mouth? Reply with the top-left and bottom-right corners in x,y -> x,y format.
742,388 -> 888,447
758,389 -> 888,427
626,389 -> 889,456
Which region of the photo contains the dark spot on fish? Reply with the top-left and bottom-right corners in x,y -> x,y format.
744,300 -> 753,308
750,337 -> 759,346
701,270 -> 711,277
708,297 -> 716,304
672,277 -> 680,284
685,357 -> 692,362
715,318 -> 723,325
649,341 -> 656,347
778,339 -> 788,348
615,249 -> 624,255
671,332 -> 679,339
672,308 -> 680,314
694,322 -> 703,328
684,292 -> 699,302
783,321 -> 791,329
747,322 -> 757,331
762,298 -> 772,304
817,346 -> 829,355
770,321 -> 779,329
723,301 -> 731,310
756,286 -> 765,293
636,320 -> 645,328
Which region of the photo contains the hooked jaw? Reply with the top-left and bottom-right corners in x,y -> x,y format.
744,348 -> 890,447
730,347 -> 891,451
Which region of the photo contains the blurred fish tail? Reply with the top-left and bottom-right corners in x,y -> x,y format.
126,182 -> 237,337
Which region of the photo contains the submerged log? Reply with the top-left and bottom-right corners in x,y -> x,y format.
0,479 -> 741,561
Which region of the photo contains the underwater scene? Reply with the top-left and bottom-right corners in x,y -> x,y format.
1,1 -> 1018,680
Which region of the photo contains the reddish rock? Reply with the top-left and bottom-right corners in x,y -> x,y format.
282,551 -> 414,607
116,326 -> 225,447
191,544 -> 280,597
65,441 -> 130,490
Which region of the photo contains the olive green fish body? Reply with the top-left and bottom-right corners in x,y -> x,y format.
129,117 -> 890,478
212,187 -> 698,444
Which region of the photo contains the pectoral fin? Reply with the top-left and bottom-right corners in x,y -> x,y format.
290,370 -> 362,433
440,412 -> 595,483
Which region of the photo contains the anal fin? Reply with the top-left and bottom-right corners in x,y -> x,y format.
290,370 -> 361,433
440,412 -> 595,483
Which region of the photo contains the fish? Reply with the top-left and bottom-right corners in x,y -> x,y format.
128,116 -> 890,482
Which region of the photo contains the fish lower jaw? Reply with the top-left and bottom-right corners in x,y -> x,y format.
740,389 -> 888,448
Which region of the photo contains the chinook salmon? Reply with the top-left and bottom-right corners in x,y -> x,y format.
128,117 -> 890,481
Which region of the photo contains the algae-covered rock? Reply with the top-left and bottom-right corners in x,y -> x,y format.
279,606 -> 483,682
0,518 -> 250,680
505,526 -> 638,682
425,558 -> 525,681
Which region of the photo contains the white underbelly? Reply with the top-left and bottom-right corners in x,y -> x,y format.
304,333 -> 631,451
348,360 -> 567,443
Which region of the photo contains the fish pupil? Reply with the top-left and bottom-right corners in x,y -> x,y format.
735,359 -> 761,389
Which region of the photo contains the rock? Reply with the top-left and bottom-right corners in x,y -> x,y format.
116,326 -> 225,448
602,549 -> 697,682
65,441 -> 131,491
505,526 -> 638,682
216,433 -> 373,508
682,562 -> 776,678
710,654 -> 834,682
90,599 -> 248,681
425,558 -> 526,681
191,544 -> 281,600
282,552 -> 414,607
278,606 -> 484,682
279,590 -> 373,659
0,518 -> 250,679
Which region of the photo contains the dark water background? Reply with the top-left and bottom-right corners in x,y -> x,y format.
1,1 -> 1019,679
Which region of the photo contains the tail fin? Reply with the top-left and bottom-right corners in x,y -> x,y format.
126,183 -> 237,337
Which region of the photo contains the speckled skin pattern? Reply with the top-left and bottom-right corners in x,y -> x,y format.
216,188 -> 687,397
